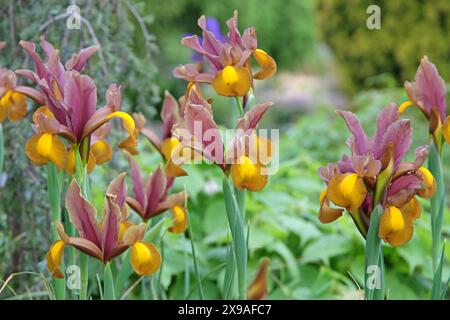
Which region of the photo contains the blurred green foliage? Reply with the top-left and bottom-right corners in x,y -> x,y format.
316,0 -> 450,94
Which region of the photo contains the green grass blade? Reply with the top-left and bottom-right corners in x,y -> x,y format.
0,124 -> 4,177
364,204 -> 384,300
222,176 -> 247,300
431,242 -> 446,299
187,212 -> 205,299
428,143 -> 445,270
47,163 -> 66,300
103,263 -> 116,300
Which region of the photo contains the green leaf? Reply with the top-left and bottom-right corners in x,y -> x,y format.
364,205 -> 384,300
431,242 -> 446,300
302,234 -> 352,264
222,176 -> 247,300
103,263 -> 116,300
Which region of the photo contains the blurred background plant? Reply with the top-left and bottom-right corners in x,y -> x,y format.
0,0 -> 449,299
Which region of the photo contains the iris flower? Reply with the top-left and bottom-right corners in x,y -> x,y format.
172,86 -> 273,192
135,91 -> 188,177
0,42 -> 32,123
46,173 -> 161,278
318,104 -> 436,246
17,39 -> 135,171
173,11 -> 276,97
402,57 -> 448,150
125,154 -> 188,233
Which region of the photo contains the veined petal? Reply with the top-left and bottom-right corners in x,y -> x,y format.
230,155 -> 268,192
25,134 -> 49,166
91,140 -> 112,164
417,166 -> 436,199
130,242 -> 162,276
252,49 -> 277,80
118,221 -> 134,242
318,189 -> 344,224
327,173 -> 367,211
36,133 -> 68,170
46,240 -> 65,279
168,205 -> 188,234
212,66 -> 252,97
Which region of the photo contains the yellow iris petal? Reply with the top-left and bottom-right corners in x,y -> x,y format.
327,173 -> 367,211
253,49 -> 277,80
379,206 -> 405,239
398,101 -> 413,115
231,155 -> 268,192
91,140 -> 113,164
25,134 -> 49,166
161,137 -> 181,161
417,166 -> 436,199
106,111 -> 135,136
0,90 -> 27,122
379,198 -> 421,247
442,115 -> 450,145
130,242 -> 162,276
36,133 -> 68,170
46,240 -> 65,279
118,221 -> 134,242
211,65 -> 252,97
318,188 -> 344,224
168,205 -> 188,234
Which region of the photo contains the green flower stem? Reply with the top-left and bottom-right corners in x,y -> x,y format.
428,142 -> 446,299
103,262 -> 116,300
223,177 -> 247,300
74,147 -> 91,300
47,163 -> 66,300
364,204 -> 385,300
235,97 -> 244,117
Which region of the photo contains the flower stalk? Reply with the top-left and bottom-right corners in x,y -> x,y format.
46,162 -> 66,300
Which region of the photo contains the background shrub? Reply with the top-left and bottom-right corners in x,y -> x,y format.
316,0 -> 450,94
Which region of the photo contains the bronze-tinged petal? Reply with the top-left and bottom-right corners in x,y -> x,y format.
106,172 -> 127,208
66,179 -> 102,247
153,191 -> 187,218
101,196 -> 121,261
122,223 -> 146,246
247,258 -> 269,300
66,237 -> 103,261
126,196 -> 145,219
